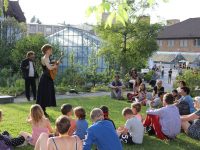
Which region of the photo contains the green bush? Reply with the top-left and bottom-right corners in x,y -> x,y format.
0,76 -> 24,96
175,70 -> 200,97
143,70 -> 154,82
91,84 -> 110,92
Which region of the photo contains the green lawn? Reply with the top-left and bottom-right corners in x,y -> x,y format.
0,96 -> 200,150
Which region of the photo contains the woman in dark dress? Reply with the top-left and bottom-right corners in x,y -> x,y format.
36,44 -> 57,116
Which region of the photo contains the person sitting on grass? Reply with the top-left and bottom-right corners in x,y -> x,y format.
172,89 -> 181,102
177,80 -> 186,94
150,91 -> 165,108
35,115 -> 82,150
143,93 -> 181,140
73,106 -> 88,140
109,74 -> 124,100
83,108 -> 122,150
100,105 -> 116,129
152,80 -> 164,98
135,83 -> 147,105
181,96 -> 200,140
61,103 -> 76,136
131,102 -> 143,122
127,77 -> 143,102
117,107 -> 144,144
178,87 -> 195,114
0,110 -> 26,149
20,104 -> 53,146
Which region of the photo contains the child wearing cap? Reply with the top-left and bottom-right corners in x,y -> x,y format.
181,96 -> 200,140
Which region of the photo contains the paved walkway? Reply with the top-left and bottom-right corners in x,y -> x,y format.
159,67 -> 178,92
14,92 -> 110,103
13,67 -> 178,103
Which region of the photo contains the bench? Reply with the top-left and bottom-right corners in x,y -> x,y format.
0,95 -> 14,104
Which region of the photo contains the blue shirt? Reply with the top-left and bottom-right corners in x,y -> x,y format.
74,119 -> 88,140
83,120 -> 122,150
180,95 -> 195,113
147,105 -> 181,138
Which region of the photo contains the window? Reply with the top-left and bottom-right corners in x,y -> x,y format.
194,39 -> 200,47
167,40 -> 174,47
38,26 -> 44,32
157,40 -> 162,46
180,40 -> 188,47
45,27 -> 52,34
29,25 -> 36,33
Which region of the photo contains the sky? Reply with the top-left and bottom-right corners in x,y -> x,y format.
18,0 -> 200,25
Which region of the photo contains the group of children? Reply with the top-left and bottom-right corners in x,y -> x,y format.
1,78 -> 200,149
0,100 -> 145,149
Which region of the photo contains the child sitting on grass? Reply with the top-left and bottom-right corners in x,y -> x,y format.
131,102 -> 143,122
73,106 -> 88,140
0,110 -> 26,149
100,105 -> 116,129
61,103 -> 76,136
20,104 -> 53,146
117,107 -> 144,144
136,83 -> 147,105
150,91 -> 165,108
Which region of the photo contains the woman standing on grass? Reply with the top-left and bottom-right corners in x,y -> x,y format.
36,44 -> 57,117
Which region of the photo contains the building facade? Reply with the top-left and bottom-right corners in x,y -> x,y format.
27,24 -> 65,37
157,18 -> 200,53
152,18 -> 200,68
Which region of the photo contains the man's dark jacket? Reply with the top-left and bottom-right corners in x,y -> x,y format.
20,58 -> 38,79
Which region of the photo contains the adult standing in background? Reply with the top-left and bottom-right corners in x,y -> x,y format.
168,69 -> 172,84
20,51 -> 38,101
161,66 -> 164,78
36,44 -> 57,117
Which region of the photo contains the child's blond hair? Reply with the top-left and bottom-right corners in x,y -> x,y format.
30,104 -> 44,123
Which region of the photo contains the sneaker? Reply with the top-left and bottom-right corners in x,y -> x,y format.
16,140 -> 28,147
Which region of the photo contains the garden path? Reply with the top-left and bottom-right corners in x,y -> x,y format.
14,67 -> 178,103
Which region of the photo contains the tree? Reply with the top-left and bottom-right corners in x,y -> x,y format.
0,17 -> 26,69
11,34 -> 60,74
87,0 -> 168,28
84,48 -> 99,87
36,18 -> 42,24
30,16 -> 36,23
0,0 -> 9,16
96,19 -> 161,74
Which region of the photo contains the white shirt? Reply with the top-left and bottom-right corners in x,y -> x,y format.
125,117 -> 144,144
29,61 -> 34,77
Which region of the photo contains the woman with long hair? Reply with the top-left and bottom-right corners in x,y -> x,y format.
36,44 -> 57,117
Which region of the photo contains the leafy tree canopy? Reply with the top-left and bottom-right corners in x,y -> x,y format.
86,0 -> 168,28
96,19 -> 161,73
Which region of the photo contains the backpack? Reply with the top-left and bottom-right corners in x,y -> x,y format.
0,140 -> 13,150
176,101 -> 190,115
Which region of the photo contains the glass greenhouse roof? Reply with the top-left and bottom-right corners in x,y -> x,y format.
47,24 -> 106,72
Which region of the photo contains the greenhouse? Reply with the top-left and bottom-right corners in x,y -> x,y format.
47,24 -> 107,72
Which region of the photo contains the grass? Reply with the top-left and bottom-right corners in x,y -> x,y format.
0,96 -> 200,150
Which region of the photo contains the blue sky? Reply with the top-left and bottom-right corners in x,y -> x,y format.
19,0 -> 200,25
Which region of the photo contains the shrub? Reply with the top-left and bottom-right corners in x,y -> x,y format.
175,70 -> 200,97
143,70 -> 154,82
91,84 -> 110,92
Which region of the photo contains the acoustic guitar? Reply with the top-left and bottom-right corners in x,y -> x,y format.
49,52 -> 64,80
